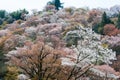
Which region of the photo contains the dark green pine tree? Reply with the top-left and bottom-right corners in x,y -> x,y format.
47,0 -> 63,10
54,0 -> 63,10
0,10 -> 6,18
116,13 -> 120,29
98,12 -> 114,34
101,12 -> 114,27
100,12 -> 107,27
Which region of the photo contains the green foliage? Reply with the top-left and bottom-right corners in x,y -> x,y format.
0,10 -> 6,18
111,45 -> 120,55
98,27 -> 103,34
92,24 -> 100,33
65,32 -> 79,47
0,21 -> 8,29
93,12 -> 114,34
10,9 -> 28,20
10,11 -> 21,20
0,9 -> 28,25
54,0 -> 63,10
0,18 -> 3,25
0,10 -> 6,25
0,46 -> 7,79
116,13 -> 120,29
99,12 -> 114,34
47,0 -> 63,10
100,12 -> 114,27
0,61 -> 7,79
5,16 -> 14,23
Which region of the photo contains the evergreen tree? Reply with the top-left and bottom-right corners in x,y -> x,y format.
10,9 -> 28,20
116,13 -> 120,29
93,12 -> 114,34
47,0 -> 63,10
0,10 -> 6,18
54,0 -> 63,10
101,12 -> 114,27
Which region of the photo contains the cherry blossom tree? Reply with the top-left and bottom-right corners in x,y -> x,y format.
63,26 -> 117,79
64,26 -> 116,65
6,42 -> 63,79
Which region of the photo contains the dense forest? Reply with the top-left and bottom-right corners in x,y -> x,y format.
0,0 -> 120,80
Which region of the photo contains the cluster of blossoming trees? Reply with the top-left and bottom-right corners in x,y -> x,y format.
0,6 -> 119,80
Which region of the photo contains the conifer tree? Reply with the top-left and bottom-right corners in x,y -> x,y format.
0,10 -> 6,18
54,0 -> 63,10
47,0 -> 63,10
96,12 -> 114,34
101,12 -> 113,27
116,13 -> 120,29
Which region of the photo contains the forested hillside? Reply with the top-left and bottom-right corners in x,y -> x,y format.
0,1 -> 120,80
